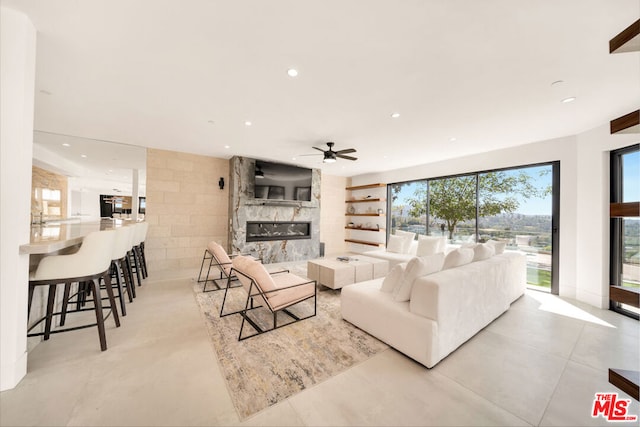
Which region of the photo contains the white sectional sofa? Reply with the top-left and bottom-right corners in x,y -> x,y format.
340,249 -> 526,368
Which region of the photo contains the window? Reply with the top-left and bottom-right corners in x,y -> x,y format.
388,162 -> 559,293
610,145 -> 640,319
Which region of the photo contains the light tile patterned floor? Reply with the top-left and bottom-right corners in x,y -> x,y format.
1,264 -> 638,427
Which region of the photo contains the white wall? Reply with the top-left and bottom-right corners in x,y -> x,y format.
0,6 -> 36,391
352,124 -> 638,308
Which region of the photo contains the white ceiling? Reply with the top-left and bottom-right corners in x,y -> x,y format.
3,0 -> 639,177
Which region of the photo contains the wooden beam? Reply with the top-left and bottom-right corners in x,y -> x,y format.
610,18 -> 640,53
610,202 -> 640,218
610,110 -> 640,134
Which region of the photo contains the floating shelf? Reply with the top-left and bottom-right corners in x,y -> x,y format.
610,201 -> 640,217
346,213 -> 384,217
344,239 -> 384,247
345,183 -> 386,191
345,226 -> 385,232
346,198 -> 385,203
610,110 -> 640,135
609,18 -> 640,54
609,368 -> 639,401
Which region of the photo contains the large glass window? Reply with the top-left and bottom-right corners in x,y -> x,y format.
610,145 -> 639,318
388,162 -> 559,293
388,180 -> 428,236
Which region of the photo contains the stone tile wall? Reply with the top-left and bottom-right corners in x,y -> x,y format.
145,148 -> 229,271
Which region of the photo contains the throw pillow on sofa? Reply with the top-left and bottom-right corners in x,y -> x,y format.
442,247 -> 474,270
416,235 -> 446,256
392,252 -> 445,302
472,243 -> 495,261
486,239 -> 507,254
386,235 -> 406,254
380,262 -> 407,292
394,230 -> 416,254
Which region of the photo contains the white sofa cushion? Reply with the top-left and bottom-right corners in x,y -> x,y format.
380,262 -> 407,293
386,235 -> 405,253
416,235 -> 446,256
472,243 -> 495,262
486,239 -> 506,254
392,253 -> 445,302
442,247 -> 474,270
394,230 -> 416,254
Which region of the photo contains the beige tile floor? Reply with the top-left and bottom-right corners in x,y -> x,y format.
1,265 -> 639,427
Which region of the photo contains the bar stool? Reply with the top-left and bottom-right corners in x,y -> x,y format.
109,226 -> 134,316
130,222 -> 149,286
28,229 -> 121,351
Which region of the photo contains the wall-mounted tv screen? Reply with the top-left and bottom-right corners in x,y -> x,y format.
254,160 -> 313,201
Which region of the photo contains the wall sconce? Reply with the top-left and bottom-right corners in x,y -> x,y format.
218,177 -> 225,190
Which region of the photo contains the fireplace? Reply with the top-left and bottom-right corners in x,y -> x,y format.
246,221 -> 311,242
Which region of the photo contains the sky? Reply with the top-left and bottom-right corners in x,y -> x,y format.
623,150 -> 639,202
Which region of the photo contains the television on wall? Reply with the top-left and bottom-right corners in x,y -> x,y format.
254,160 -> 313,201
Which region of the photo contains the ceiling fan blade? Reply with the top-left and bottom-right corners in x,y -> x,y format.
336,154 -> 358,161
298,153 -> 323,156
312,147 -> 326,153
335,148 -> 356,154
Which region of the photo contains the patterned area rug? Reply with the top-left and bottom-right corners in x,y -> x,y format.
193,274 -> 388,420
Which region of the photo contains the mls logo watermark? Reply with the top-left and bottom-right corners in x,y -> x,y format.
592,393 -> 638,422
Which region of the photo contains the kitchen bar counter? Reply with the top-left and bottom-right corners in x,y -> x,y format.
20,219 -> 133,255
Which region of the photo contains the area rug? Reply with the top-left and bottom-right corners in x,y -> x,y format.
193,278 -> 388,420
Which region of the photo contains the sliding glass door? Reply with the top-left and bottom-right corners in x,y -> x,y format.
478,165 -> 554,291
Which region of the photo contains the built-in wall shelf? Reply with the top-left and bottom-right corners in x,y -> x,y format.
610,201 -> 640,217
344,238 -> 384,247
609,18 -> 640,54
345,183 -> 386,191
346,198 -> 385,203
345,226 -> 384,232
610,110 -> 640,135
346,213 -> 385,217
345,182 -> 387,248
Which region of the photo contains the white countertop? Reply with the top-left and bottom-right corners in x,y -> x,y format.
20,219 -> 134,255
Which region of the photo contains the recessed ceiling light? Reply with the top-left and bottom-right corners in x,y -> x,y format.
224,145 -> 230,149
108,169 -> 113,173
292,157 -> 296,161
80,154 -> 87,158
62,143 -> 70,147
391,112 -> 400,118
449,137 -> 457,142
287,69 -> 298,77
207,120 -> 215,124
561,97 -> 576,103
245,121 -> 252,126
551,80 -> 564,87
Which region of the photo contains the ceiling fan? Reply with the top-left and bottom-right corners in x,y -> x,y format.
303,142 -> 358,163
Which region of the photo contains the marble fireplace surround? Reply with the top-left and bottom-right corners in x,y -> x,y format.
228,156 -> 321,263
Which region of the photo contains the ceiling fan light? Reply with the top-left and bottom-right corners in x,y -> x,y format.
323,157 -> 336,163
255,169 -> 264,178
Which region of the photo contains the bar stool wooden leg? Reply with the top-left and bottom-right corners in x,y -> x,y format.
111,262 -> 127,316
44,284 -> 57,341
102,272 -> 120,327
124,256 -> 136,298
60,281 -> 72,326
120,259 -> 134,303
90,278 -> 108,351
